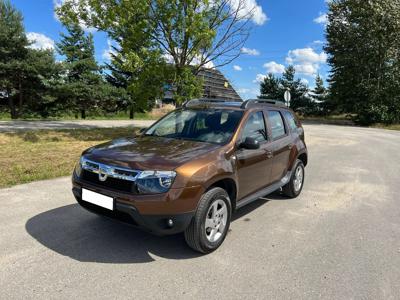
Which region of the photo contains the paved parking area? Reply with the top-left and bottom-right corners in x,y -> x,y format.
1,124 -> 400,299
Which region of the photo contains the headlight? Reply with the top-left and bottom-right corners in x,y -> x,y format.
74,157 -> 83,177
136,171 -> 176,194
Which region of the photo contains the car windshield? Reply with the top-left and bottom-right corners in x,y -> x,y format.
144,109 -> 243,144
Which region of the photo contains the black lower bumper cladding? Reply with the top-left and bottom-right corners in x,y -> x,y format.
72,187 -> 193,236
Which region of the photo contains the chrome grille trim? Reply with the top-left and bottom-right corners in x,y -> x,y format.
80,156 -> 141,182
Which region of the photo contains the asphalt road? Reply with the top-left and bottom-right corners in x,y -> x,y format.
1,124 -> 400,299
0,119 -> 153,132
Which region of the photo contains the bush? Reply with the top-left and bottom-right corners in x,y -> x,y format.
354,104 -> 400,126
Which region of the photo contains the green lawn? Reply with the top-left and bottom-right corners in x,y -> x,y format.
0,127 -> 139,188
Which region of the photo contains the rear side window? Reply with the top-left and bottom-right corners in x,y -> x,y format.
282,111 -> 298,131
267,111 -> 286,140
241,111 -> 267,143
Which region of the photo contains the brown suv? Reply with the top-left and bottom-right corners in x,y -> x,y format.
72,99 -> 307,253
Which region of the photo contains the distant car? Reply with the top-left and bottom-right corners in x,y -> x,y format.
72,99 -> 308,253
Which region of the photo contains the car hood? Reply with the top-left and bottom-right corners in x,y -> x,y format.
82,136 -> 221,170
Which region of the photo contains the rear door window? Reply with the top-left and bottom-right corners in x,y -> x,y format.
282,110 -> 298,131
266,111 -> 286,140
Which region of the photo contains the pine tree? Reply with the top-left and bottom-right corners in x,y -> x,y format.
22,49 -> 63,117
280,66 -> 309,111
259,73 -> 281,100
313,75 -> 326,102
0,0 -> 29,118
57,23 -> 103,119
310,74 -> 329,115
104,47 -> 135,118
325,0 -> 400,124
104,39 -> 167,118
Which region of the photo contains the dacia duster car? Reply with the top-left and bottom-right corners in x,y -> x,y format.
72,99 -> 308,253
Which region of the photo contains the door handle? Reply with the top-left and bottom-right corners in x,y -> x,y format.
264,150 -> 273,159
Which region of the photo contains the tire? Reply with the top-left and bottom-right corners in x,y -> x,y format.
282,159 -> 305,198
184,187 -> 231,254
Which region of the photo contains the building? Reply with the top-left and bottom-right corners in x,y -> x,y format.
160,68 -> 242,106
198,68 -> 242,101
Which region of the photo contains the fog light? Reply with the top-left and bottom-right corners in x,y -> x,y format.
167,219 -> 174,227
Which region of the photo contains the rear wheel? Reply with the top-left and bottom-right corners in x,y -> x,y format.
184,187 -> 231,254
282,159 -> 305,198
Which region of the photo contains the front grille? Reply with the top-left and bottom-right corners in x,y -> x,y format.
81,169 -> 137,193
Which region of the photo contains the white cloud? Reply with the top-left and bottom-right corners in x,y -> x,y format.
293,64 -> 319,76
162,50 -> 215,68
287,48 -> 327,64
237,88 -> 250,94
162,52 -> 175,64
229,0 -> 268,25
300,78 -> 309,86
286,48 -> 327,76
263,61 -> 285,74
102,39 -> 118,61
313,40 -> 324,45
53,0 -> 96,32
26,32 -> 55,50
253,74 -> 266,83
191,56 -> 215,68
203,60 -> 215,69
233,65 -> 242,71
241,47 -> 260,56
237,87 -> 259,99
314,13 -> 328,25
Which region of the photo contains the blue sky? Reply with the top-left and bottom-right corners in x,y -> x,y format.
12,0 -> 329,100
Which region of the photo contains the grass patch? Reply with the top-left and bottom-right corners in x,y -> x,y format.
0,111 -> 156,121
0,127 -> 139,188
370,124 -> 400,131
300,115 -> 355,126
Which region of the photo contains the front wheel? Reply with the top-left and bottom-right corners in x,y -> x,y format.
184,187 -> 231,254
282,159 -> 305,198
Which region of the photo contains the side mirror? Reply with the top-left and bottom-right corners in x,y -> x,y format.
240,137 -> 260,150
139,127 -> 147,134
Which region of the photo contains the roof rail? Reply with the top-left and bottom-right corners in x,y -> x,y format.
241,99 -> 286,109
183,98 -> 242,107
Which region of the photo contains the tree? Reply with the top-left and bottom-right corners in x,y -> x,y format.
259,73 -> 281,99
325,0 -> 400,124
20,49 -> 63,118
311,74 -> 329,114
280,66 -> 309,111
105,47 -> 135,118
0,0 -> 29,118
313,75 -> 325,102
105,42 -> 166,118
57,23 -> 115,119
56,0 -> 256,104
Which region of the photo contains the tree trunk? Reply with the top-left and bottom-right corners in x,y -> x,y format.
8,96 -> 17,119
18,78 -> 23,118
81,109 -> 86,119
129,106 -> 134,119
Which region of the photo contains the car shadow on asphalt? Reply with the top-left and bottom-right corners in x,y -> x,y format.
25,192 -> 282,264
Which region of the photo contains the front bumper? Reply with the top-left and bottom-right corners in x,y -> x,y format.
72,174 -> 203,235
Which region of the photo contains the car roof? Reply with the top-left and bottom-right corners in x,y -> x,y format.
183,98 -> 290,111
